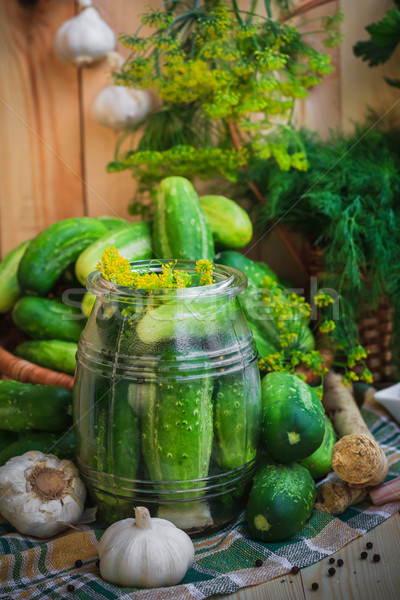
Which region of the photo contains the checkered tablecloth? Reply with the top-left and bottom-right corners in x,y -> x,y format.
1,403 -> 400,599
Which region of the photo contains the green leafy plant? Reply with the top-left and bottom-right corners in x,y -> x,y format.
254,125 -> 400,375
353,0 -> 400,88
107,0 -> 342,204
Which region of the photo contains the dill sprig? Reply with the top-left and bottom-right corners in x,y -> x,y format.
257,276 -> 373,384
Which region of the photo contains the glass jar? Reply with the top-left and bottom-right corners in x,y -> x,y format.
73,260 -> 261,535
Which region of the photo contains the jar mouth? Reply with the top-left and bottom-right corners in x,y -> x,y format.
86,259 -> 247,299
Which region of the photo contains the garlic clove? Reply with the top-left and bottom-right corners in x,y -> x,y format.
0,451 -> 87,538
54,7 -> 116,67
92,86 -> 153,130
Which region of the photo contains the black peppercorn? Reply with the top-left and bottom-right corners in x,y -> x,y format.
361,551 -> 368,559
311,582 -> 319,590
366,542 -> 373,549
74,559 -> 83,568
255,559 -> 263,567
337,559 -> 344,567
67,584 -> 75,592
291,566 -> 300,574
328,567 -> 336,576
373,554 -> 381,562
329,557 -> 335,564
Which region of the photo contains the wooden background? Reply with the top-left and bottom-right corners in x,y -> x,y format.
0,0 -> 399,278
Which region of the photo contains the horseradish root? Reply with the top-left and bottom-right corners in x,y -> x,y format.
323,372 -> 388,488
331,433 -> 388,487
322,372 -> 370,437
315,480 -> 368,515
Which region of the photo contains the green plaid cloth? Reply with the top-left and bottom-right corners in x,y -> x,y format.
1,403 -> 400,599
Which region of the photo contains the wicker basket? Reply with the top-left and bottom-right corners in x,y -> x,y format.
303,240 -> 394,383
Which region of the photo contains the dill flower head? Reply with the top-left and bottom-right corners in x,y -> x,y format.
97,246 -> 215,290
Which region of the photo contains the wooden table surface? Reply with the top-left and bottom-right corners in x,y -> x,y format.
214,511 -> 400,600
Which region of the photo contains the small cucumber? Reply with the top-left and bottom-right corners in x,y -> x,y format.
0,430 -> 18,454
298,414 -> 336,478
14,340 -> 77,375
0,380 -> 73,432
0,240 -> 30,313
18,217 -> 108,295
261,372 -> 326,463
246,457 -> 316,542
12,296 -> 85,342
75,221 -> 153,286
136,298 -> 228,345
199,195 -> 253,248
141,374 -> 214,498
0,430 -> 76,466
81,291 -> 96,317
213,367 -> 261,470
153,176 -> 214,260
96,215 -> 129,230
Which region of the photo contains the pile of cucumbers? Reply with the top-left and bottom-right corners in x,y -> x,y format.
0,175 -> 335,542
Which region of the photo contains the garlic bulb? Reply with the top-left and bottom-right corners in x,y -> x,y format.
92,86 -> 153,130
0,451 -> 86,538
54,7 -> 116,66
98,506 -> 195,588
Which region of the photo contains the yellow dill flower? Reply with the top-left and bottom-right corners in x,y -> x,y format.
319,320 -> 336,334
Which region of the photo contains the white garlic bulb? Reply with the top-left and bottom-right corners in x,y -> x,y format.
98,506 -> 195,588
0,451 -> 86,538
54,7 -> 116,66
92,86 -> 153,130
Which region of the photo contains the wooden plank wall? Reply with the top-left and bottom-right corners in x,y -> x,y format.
0,0 -> 398,263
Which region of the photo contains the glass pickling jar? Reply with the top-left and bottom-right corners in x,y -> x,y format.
73,260 -> 261,535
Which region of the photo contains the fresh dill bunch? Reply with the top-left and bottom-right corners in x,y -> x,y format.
107,0 -> 341,197
255,124 -> 400,375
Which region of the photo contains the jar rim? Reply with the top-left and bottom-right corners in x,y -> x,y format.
86,259 -> 247,299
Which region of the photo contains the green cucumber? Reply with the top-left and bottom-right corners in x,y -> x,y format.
14,340 -> 77,375
12,296 -> 85,342
110,381 -> 140,479
246,457 -> 316,542
213,367 -> 261,470
0,430 -> 18,454
217,251 -> 277,289
75,221 -> 153,286
153,176 -> 214,260
141,374 -> 214,498
217,251 -> 314,356
0,240 -> 30,313
18,217 -> 108,295
96,215 -> 129,230
261,372 -> 325,462
135,297 -> 231,345
81,291 -> 96,317
298,414 -> 336,478
0,430 -> 76,466
199,195 -> 253,248
0,380 -> 72,432
247,321 -> 279,358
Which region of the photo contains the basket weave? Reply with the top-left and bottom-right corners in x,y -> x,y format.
303,240 -> 394,383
